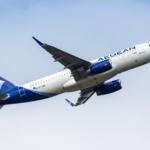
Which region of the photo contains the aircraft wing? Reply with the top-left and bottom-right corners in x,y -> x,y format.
66,91 -> 95,107
33,37 -> 91,81
65,83 -> 103,106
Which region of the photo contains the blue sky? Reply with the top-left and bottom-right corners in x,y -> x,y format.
0,0 -> 150,150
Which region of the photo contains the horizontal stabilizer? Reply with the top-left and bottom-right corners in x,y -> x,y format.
32,37 -> 45,46
0,105 -> 4,109
0,92 -> 9,100
65,99 -> 75,107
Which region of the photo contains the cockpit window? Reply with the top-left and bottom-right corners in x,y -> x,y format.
149,44 -> 150,47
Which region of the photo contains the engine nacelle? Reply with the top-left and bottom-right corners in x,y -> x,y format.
86,60 -> 112,75
96,79 -> 122,96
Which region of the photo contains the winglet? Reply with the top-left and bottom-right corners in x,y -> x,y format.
32,37 -> 45,46
65,99 -> 75,107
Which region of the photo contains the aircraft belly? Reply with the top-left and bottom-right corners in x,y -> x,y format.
63,63 -> 118,91
63,78 -> 80,92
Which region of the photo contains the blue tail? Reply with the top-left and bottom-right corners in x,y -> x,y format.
0,77 -> 16,93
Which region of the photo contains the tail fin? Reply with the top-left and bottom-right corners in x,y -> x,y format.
0,76 -> 16,93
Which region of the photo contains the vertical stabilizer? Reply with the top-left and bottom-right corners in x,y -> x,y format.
0,77 -> 16,93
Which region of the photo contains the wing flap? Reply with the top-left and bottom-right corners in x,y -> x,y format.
75,91 -> 95,106
43,44 -> 90,70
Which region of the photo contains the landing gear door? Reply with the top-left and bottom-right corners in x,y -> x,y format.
18,87 -> 26,97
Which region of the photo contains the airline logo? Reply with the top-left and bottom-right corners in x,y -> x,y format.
33,85 -> 45,90
98,46 -> 136,61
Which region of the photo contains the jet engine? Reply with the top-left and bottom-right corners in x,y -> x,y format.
96,79 -> 122,96
86,60 -> 112,75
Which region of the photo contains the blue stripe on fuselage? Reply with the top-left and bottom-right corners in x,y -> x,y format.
0,87 -> 57,105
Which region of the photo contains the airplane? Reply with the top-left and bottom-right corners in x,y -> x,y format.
0,37 -> 149,109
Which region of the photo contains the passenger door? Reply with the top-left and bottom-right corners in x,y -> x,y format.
138,45 -> 146,64
138,45 -> 145,56
18,87 -> 26,97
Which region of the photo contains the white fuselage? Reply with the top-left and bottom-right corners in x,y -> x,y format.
23,43 -> 150,96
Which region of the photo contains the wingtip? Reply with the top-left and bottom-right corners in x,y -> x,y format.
65,99 -> 75,107
32,36 -> 44,46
